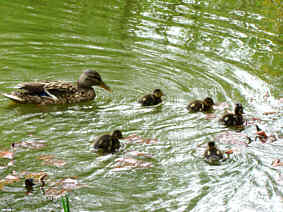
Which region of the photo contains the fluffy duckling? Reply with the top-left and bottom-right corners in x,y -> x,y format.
139,89 -> 164,106
25,178 -> 35,193
94,130 -> 123,153
220,103 -> 244,127
204,141 -> 223,163
187,97 -> 214,112
2,70 -> 111,105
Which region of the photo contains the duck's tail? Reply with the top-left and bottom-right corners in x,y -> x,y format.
1,93 -> 24,102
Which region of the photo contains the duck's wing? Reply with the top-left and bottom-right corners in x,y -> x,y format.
15,82 -> 48,94
40,81 -> 77,100
44,81 -> 77,93
2,81 -> 77,103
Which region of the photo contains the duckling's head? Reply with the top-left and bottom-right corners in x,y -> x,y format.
208,141 -> 216,149
78,70 -> 111,92
112,130 -> 123,139
153,89 -> 164,98
235,103 -> 244,115
204,97 -> 214,106
25,178 -> 35,187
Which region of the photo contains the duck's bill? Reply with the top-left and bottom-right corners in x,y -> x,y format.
99,82 -> 112,92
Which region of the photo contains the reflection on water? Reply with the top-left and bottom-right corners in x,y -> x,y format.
0,0 -> 282,211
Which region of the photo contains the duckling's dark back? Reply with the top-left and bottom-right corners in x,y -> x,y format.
187,100 -> 204,112
139,94 -> 161,106
94,134 -> 120,153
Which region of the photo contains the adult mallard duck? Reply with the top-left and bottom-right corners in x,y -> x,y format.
139,89 -> 164,106
187,97 -> 214,112
220,103 -> 244,127
2,70 -> 111,105
94,130 -> 123,153
204,141 -> 223,163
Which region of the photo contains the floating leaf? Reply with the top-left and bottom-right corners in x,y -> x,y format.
13,139 -> 47,150
0,151 -> 13,159
4,174 -> 20,184
125,151 -> 153,159
38,155 -> 66,167
205,113 -> 216,120
263,111 -> 277,115
125,134 -> 142,142
125,134 -> 157,144
44,159 -> 66,168
113,157 -> 152,171
225,149 -> 234,154
45,187 -> 67,198
272,159 -> 283,167
216,131 -> 249,146
44,177 -> 86,199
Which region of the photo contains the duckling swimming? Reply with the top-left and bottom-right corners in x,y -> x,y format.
204,141 -> 223,164
187,97 -> 214,112
94,130 -> 123,153
139,89 -> 164,106
220,103 -> 244,127
2,70 -> 111,105
25,178 -> 35,193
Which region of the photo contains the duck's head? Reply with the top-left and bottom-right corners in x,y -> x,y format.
153,89 -> 164,98
78,70 -> 111,92
112,130 -> 123,139
235,103 -> 244,115
204,97 -> 214,106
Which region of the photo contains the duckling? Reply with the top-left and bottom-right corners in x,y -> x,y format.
2,70 -> 111,105
94,130 -> 123,153
204,141 -> 223,163
187,97 -> 214,112
139,89 -> 164,106
25,178 -> 35,193
220,103 -> 244,127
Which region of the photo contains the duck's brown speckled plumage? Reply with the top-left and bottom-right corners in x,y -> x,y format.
94,130 -> 123,153
220,103 -> 244,127
2,70 -> 111,105
187,97 -> 214,112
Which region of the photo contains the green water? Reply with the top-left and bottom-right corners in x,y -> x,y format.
0,0 -> 282,211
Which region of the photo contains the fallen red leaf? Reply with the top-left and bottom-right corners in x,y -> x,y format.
38,155 -> 66,167
225,149 -> 233,154
256,130 -> 268,139
263,112 -> 277,115
272,159 -> 283,167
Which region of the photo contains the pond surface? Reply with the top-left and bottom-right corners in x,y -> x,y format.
0,0 -> 282,211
